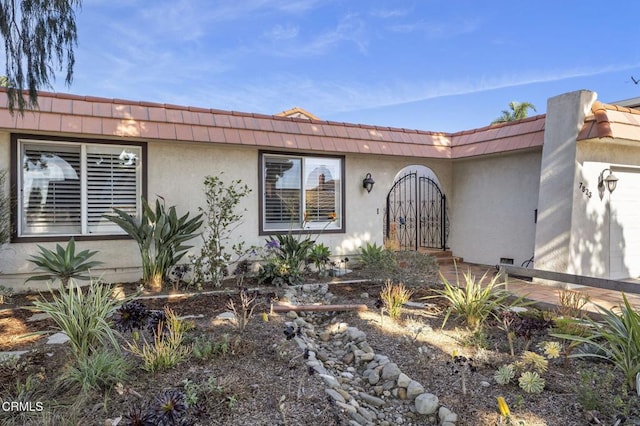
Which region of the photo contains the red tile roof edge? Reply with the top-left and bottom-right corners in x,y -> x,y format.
451,114 -> 546,137
16,89 -> 450,138
0,89 -> 550,158
450,114 -> 546,149
578,101 -> 640,140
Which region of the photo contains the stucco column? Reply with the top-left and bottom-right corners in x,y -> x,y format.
533,90 -> 597,274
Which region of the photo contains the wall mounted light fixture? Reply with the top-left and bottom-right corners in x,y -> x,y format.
362,173 -> 375,193
598,168 -> 618,194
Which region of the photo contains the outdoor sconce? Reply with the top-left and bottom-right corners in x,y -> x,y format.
362,173 -> 375,193
598,168 -> 619,194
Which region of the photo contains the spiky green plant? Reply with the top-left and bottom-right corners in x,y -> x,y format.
551,293 -> 640,390
379,280 -> 413,319
26,238 -> 102,287
106,197 -> 203,290
61,350 -> 129,394
359,242 -> 385,264
429,264 -> 518,331
30,279 -> 122,359
126,307 -> 192,372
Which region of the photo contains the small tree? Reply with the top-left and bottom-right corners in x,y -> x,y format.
492,101 -> 536,124
0,0 -> 82,112
192,175 -> 252,288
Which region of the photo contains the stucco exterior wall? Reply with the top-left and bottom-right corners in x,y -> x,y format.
534,90 -> 597,275
570,139 -> 640,278
449,150 -> 541,266
0,134 -> 451,291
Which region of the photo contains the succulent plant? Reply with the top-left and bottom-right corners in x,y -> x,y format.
152,389 -> 188,425
518,371 -> 545,394
122,403 -> 156,426
494,364 -> 516,385
541,341 -> 561,359
147,309 -> 168,337
113,301 -> 150,332
283,324 -> 299,340
520,351 -> 548,373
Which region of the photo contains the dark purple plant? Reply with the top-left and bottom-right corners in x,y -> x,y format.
113,301 -> 150,332
122,403 -> 155,426
147,309 -> 168,337
152,389 -> 188,426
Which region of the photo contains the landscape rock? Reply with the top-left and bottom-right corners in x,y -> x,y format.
439,406 -> 458,423
381,362 -> 401,381
406,380 -> 425,400
46,332 -> 70,345
27,313 -> 51,322
279,283 -> 457,425
415,393 -> 439,415
358,392 -> 385,407
397,372 -> 411,388
325,388 -> 346,403
216,311 -> 236,321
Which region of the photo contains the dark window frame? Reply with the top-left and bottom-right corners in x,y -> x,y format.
10,133 -> 147,243
258,150 -> 346,236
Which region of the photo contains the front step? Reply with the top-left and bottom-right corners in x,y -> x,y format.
419,248 -> 463,265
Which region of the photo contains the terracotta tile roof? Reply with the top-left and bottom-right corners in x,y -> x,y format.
578,101 -> 640,142
0,90 -> 454,159
450,115 -> 545,158
275,106 -> 320,121
0,90 -> 547,159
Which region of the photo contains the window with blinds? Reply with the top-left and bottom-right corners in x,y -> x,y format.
86,146 -> 140,234
261,152 -> 343,232
22,144 -> 82,234
19,139 -> 143,237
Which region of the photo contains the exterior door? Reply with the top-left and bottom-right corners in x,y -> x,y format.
609,169 -> 640,279
385,172 -> 448,250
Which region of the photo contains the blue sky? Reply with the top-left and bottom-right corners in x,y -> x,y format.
52,0 -> 640,133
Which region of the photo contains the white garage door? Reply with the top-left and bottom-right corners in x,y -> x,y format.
610,169 -> 640,279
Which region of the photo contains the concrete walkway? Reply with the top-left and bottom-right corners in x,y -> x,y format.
438,262 -> 640,315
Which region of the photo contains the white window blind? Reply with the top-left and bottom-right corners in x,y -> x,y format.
264,156 -> 301,228
19,139 -> 142,237
262,153 -> 342,232
22,144 -> 82,235
86,146 -> 140,234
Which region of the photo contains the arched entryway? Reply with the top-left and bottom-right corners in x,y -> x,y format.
385,166 -> 449,251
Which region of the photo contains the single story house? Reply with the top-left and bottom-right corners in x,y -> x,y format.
1,88 -> 640,290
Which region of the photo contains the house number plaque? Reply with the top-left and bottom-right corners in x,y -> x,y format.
578,182 -> 592,198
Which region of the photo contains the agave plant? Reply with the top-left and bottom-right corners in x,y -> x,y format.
106,197 -> 203,291
429,264 -> 513,331
551,293 -> 640,391
26,238 -> 102,287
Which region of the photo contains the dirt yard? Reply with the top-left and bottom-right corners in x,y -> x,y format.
0,270 -> 638,425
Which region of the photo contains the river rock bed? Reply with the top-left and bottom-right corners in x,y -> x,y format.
277,283 -> 458,426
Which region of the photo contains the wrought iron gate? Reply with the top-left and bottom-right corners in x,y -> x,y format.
385,172 -> 448,250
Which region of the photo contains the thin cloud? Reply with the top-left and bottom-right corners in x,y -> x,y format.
177,63 -> 640,117
265,13 -> 368,57
263,24 -> 300,41
370,8 -> 409,19
388,19 -> 480,38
